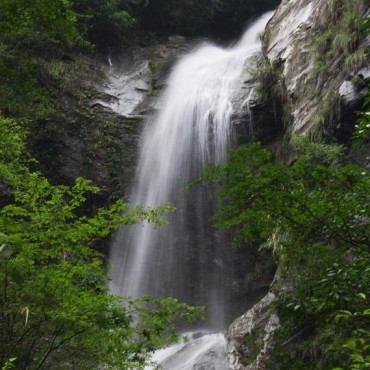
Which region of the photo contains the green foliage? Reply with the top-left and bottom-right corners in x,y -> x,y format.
149,59 -> 160,74
0,0 -> 84,47
334,302 -> 370,370
1,358 -> 16,370
344,49 -> 368,71
333,32 -> 357,53
313,30 -> 334,54
0,114 -> 204,368
241,334 -> 265,365
0,0 -> 86,118
251,58 -> 289,128
0,1 -> 217,368
353,84 -> 370,145
291,135 -> 342,166
0,51 -> 53,118
0,117 -> 29,185
75,0 -> 148,47
302,1 -> 368,134
198,139 -> 370,368
41,59 -> 91,91
352,14 -> 370,145
359,17 -> 370,35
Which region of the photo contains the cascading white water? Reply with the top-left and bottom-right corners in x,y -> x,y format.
147,331 -> 232,370
109,12 -> 273,335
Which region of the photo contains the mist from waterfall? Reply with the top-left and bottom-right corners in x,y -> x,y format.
109,12 -> 273,331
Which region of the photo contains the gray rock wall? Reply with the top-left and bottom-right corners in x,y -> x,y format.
228,292 -> 279,370
264,0 -> 369,135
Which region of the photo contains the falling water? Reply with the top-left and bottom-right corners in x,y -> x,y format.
109,13 -> 273,335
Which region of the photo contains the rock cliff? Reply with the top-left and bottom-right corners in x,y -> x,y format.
228,292 -> 279,370
227,0 -> 369,368
264,0 -> 369,135
38,39 -> 193,206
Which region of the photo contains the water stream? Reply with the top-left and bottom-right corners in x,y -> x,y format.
109,12 -> 273,368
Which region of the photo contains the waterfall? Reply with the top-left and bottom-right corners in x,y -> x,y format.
109,12 -> 273,333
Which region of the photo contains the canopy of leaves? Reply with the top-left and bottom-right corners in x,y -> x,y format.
0,114 -> 203,368
74,0 -> 148,47
0,0 -> 83,47
198,139 -> 370,369
353,82 -> 370,145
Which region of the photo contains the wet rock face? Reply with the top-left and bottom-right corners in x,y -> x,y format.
84,39 -> 197,198
231,54 -> 262,138
227,292 -> 279,370
45,37 -> 196,204
264,0 -> 369,135
94,38 -> 197,119
94,60 -> 152,117
339,66 -> 370,107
